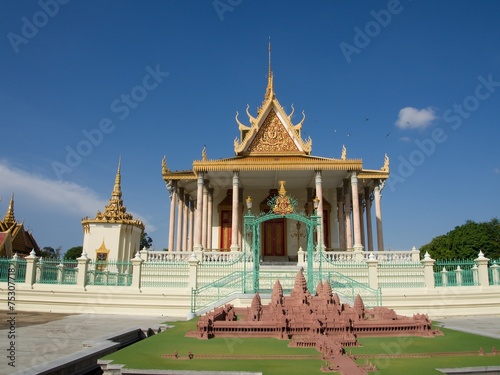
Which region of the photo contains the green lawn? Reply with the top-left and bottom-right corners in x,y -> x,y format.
102,320 -> 500,375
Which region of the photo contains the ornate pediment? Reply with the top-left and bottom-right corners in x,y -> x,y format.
233,87 -> 312,156
246,109 -> 301,154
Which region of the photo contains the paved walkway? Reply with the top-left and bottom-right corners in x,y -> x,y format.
0,311 -> 171,375
1,312 -> 499,375
434,314 -> 500,339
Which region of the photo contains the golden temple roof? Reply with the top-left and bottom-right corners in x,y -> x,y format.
81,160 -> 144,229
234,42 -> 312,156
2,194 -> 16,227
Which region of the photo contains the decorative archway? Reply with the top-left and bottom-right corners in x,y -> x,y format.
243,181 -> 322,292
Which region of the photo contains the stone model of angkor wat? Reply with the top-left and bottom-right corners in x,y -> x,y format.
187,269 -> 441,374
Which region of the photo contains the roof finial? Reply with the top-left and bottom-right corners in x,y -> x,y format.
268,37 -> 272,79
3,193 -> 15,225
112,157 -> 122,199
265,37 -> 274,100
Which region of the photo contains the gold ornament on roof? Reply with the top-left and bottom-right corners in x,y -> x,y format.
162,155 -> 169,174
202,145 -> 207,161
341,145 -> 347,160
381,154 -> 390,172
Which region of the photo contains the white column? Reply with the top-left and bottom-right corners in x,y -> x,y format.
202,181 -> 208,249
231,171 -> 240,251
374,180 -> 385,251
207,188 -> 214,250
182,193 -> 189,251
315,171 -> 324,248
168,181 -> 177,252
176,187 -> 184,252
344,179 -> 352,249
193,173 -> 204,251
359,193 -> 365,249
188,200 -> 194,251
351,173 -> 363,251
336,187 -> 346,249
365,187 -> 374,252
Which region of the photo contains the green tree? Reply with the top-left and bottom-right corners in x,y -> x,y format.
421,218 -> 500,260
140,232 -> 153,250
40,246 -> 62,259
64,246 -> 83,260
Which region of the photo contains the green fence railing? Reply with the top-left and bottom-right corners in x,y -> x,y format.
191,271 -> 248,314
434,259 -> 478,287
489,261 -> 500,286
86,260 -> 132,286
38,259 -> 78,285
0,257 -> 26,283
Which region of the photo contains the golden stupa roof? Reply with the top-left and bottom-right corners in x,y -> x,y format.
82,160 -> 144,229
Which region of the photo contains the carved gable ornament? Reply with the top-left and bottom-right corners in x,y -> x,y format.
247,109 -> 300,154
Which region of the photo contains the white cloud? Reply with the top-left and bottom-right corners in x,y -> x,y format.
0,161 -> 152,228
0,161 -> 156,250
0,161 -> 106,216
395,107 -> 437,129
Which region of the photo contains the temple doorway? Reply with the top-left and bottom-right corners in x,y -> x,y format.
262,218 -> 286,257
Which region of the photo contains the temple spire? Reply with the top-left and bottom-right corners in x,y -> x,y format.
3,193 -> 15,225
112,157 -> 122,199
265,38 -> 274,100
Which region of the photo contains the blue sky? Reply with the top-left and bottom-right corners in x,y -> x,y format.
1,0 -> 499,253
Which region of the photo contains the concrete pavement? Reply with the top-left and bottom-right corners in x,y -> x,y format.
1,311 -> 172,375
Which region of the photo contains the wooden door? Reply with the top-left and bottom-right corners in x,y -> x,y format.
219,210 -> 232,251
263,218 -> 285,256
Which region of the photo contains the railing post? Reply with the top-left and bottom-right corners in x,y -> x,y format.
475,251 -> 490,287
131,252 -> 144,290
297,246 -> 306,268
441,267 -> 448,286
37,258 -> 45,283
188,252 -> 200,291
140,247 -> 148,261
57,262 -> 64,284
24,249 -> 38,288
76,251 -> 90,289
421,252 -> 435,288
366,253 -> 379,289
490,263 -> 500,285
411,246 -> 420,262
9,253 -> 20,282
455,266 -> 463,286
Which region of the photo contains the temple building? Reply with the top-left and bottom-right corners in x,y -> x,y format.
0,194 -> 41,257
81,160 -> 144,262
162,47 -> 389,259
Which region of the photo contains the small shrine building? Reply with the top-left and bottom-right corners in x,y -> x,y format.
81,160 -> 144,262
162,49 -> 389,259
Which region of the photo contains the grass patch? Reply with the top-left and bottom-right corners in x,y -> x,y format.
102,319 -> 500,375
